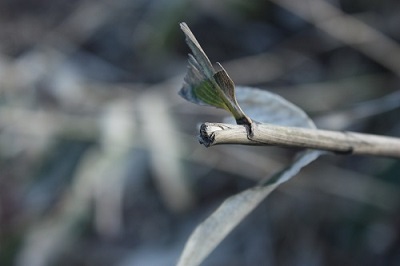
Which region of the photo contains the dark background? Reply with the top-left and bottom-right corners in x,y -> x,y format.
1,0 -> 400,265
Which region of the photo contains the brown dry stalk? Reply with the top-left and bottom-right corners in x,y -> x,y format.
200,122 -> 400,159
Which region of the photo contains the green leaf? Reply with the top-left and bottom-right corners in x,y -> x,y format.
179,22 -> 252,125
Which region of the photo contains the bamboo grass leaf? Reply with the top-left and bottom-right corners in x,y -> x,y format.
179,22 -> 252,125
178,85 -> 323,266
177,22 -> 324,266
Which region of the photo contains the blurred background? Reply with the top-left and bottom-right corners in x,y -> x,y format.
1,0 -> 400,265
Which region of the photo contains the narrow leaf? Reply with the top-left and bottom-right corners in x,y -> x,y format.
178,87 -> 323,266
179,22 -> 251,125
178,149 -> 321,266
180,22 -> 214,78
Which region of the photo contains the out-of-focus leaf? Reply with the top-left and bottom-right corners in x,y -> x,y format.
177,150 -> 320,266
178,86 -> 323,266
233,86 -> 316,129
139,90 -> 195,212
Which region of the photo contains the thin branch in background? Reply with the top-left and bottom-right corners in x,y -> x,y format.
223,50 -> 309,85
271,0 -> 400,76
315,89 -> 400,130
199,122 -> 400,159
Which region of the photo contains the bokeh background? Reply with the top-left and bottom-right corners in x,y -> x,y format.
1,0 -> 400,265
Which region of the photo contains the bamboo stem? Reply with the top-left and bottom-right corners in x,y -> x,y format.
199,122 -> 400,159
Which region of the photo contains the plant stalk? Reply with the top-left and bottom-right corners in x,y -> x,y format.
199,122 -> 400,159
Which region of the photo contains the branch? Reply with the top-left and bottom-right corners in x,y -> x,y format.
199,123 -> 400,159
